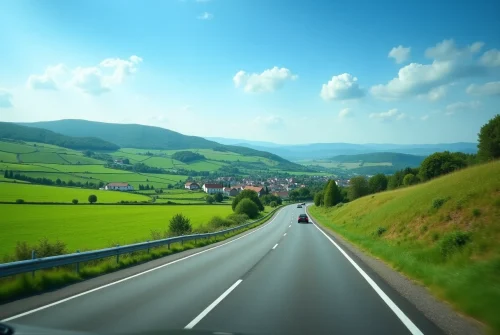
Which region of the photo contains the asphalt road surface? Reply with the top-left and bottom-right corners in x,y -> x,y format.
1,205 -> 444,335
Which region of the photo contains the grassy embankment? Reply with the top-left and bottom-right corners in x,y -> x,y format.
309,161 -> 500,333
0,205 -> 281,303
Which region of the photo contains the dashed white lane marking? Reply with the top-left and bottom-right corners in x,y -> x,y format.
283,233 -> 287,236
184,279 -> 243,329
272,243 -> 278,250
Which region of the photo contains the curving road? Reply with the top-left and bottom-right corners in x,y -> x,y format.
1,205 -> 443,335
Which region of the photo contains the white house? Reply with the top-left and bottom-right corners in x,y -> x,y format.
202,183 -> 223,194
105,182 -> 134,191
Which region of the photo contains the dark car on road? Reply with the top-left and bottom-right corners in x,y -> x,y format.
298,214 -> 309,223
297,204 -> 302,208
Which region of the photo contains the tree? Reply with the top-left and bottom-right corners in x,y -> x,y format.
88,194 -> 97,204
72,199 -> 78,204
214,192 -> 223,203
289,190 -> 299,201
403,173 -> 419,186
265,186 -> 269,195
269,201 -> 277,207
348,176 -> 370,200
478,114 -> 500,161
169,214 -> 192,236
231,189 -> 264,211
4,170 -> 8,178
122,158 -> 130,165
369,174 -> 388,193
206,195 -> 215,204
314,191 -> 323,206
8,170 -> 13,178
323,180 -> 342,207
298,187 -> 311,199
235,198 -> 259,219
419,151 -> 467,181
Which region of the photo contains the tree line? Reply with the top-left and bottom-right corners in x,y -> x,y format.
314,114 -> 500,206
3,170 -> 105,189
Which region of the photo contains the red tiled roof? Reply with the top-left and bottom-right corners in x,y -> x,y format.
244,186 -> 264,193
203,183 -> 223,188
107,182 -> 130,187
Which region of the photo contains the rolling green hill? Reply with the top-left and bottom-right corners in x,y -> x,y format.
330,152 -> 425,165
23,120 -> 308,171
0,122 -> 119,151
310,160 -> 500,333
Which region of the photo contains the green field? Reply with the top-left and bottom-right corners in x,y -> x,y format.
1,204 -> 234,256
19,152 -> 68,164
309,161 -> 500,333
0,151 -> 18,163
0,182 -> 151,203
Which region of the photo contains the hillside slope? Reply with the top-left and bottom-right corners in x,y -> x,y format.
0,122 -> 119,151
330,152 -> 425,165
24,119 -> 308,171
310,161 -> 500,333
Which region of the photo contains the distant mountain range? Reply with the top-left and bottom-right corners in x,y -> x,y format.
206,137 -> 478,160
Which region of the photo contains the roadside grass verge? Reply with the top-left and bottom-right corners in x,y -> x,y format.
309,161 -> 500,334
0,207 -> 282,304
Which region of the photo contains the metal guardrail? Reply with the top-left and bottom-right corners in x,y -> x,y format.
0,207 -> 283,278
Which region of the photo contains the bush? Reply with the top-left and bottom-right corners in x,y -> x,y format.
72,199 -> 78,205
88,194 -> 97,204
235,198 -> 259,219
440,231 -> 471,258
208,216 -> 234,228
15,199 -> 24,204
376,227 -> 387,237
206,195 -> 215,204
335,202 -> 344,208
169,214 -> 192,236
432,197 -> 448,210
314,191 -> 323,206
13,238 -> 68,261
214,192 -> 223,203
227,213 -> 249,224
472,208 -> 481,217
269,201 -> 277,207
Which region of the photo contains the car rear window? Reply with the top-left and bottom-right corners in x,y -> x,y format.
299,214 -> 308,218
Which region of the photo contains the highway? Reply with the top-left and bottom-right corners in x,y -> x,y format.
1,205 -> 443,335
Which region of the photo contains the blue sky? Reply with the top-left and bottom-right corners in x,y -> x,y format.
0,0 -> 499,144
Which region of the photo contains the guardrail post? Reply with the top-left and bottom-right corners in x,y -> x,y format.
75,250 -> 80,273
116,245 -> 120,263
31,250 -> 36,278
147,241 -> 150,254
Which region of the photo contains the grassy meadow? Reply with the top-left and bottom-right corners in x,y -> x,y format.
1,204 -> 235,257
309,160 -> 500,333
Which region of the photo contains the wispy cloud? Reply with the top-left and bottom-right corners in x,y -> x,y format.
197,12 -> 213,20
369,108 -> 405,121
445,101 -> 481,116
338,108 -> 353,119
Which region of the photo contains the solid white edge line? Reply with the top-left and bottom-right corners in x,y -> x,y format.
272,243 -> 278,250
1,208 -> 286,323
312,223 -> 424,335
184,279 -> 243,329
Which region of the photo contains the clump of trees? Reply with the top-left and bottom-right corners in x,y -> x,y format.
260,194 -> 283,206
172,151 -> 206,163
477,114 -> 500,161
138,184 -> 155,190
235,198 -> 259,219
88,195 -> 97,204
232,190 -> 264,212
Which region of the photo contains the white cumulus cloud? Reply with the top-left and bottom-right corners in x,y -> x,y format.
445,101 -> 481,115
466,81 -> 500,96
320,73 -> 364,101
233,67 -> 297,93
26,56 -> 142,96
197,12 -> 213,20
0,89 -> 13,108
388,45 -> 411,64
369,108 -> 405,121
26,64 -> 68,90
480,49 -> 500,67
338,108 -> 353,118
426,85 -> 448,101
370,39 -> 495,100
